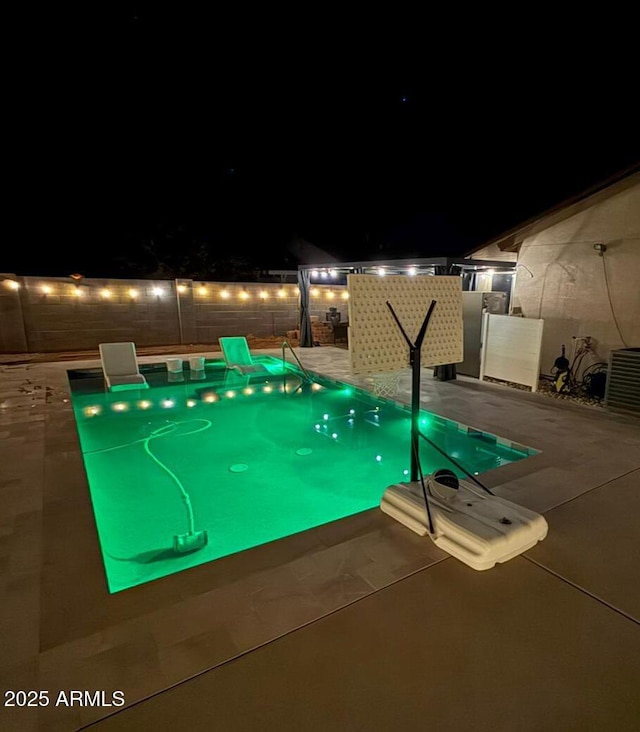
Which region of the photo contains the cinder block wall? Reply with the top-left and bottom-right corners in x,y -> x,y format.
189,281 -> 302,343
0,276 -> 348,353
0,273 -> 28,351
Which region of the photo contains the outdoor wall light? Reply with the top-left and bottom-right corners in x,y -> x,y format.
41,284 -> 52,294
177,284 -> 188,293
100,288 -> 112,299
152,287 -> 163,297
407,267 -> 417,276
198,286 -> 207,295
311,288 -> 320,297
326,291 -> 335,299
277,288 -> 286,298
220,289 -> 230,299
259,291 -> 268,299
4,279 -> 20,290
377,268 -> 386,277
593,243 -> 607,256
239,290 -> 249,300
128,288 -> 139,299
73,287 -> 84,297
341,291 -> 349,300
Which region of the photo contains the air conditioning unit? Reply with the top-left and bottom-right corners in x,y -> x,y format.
605,348 -> 640,415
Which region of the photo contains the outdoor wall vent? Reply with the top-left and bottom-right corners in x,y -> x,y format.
605,348 -> 640,415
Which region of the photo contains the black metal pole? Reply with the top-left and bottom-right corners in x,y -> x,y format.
410,344 -> 421,481
411,300 -> 436,480
386,299 -> 437,483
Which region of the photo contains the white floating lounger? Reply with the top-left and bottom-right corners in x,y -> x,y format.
380,471 -> 548,571
99,341 -> 149,392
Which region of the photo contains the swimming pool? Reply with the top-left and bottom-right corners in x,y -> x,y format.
69,355 -> 538,593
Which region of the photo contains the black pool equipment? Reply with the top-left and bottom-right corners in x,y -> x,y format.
551,344 -> 571,393
582,368 -> 607,399
549,339 -> 608,400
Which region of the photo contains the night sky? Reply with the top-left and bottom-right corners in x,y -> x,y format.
6,6 -> 639,279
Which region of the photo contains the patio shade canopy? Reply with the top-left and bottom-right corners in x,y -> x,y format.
296,257 -> 517,347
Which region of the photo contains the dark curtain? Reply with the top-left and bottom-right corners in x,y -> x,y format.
433,264 -> 457,380
298,269 -> 313,348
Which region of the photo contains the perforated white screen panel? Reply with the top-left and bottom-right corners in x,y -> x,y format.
347,274 -> 463,375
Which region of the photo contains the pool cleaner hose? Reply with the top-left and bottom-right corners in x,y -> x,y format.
142,422 -> 210,554
88,419 -> 211,555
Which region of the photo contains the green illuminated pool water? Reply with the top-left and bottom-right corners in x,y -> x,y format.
69,356 -> 537,593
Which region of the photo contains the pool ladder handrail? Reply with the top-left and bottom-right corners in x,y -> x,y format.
281,340 -> 313,383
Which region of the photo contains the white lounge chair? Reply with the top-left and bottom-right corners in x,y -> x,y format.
219,336 -> 269,375
99,342 -> 149,391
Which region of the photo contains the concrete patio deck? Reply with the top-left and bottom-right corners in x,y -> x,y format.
1,345 -> 639,731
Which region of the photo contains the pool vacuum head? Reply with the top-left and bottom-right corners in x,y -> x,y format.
173,530 -> 209,554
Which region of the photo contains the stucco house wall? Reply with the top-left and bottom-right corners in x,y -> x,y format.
511,179 -> 640,376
